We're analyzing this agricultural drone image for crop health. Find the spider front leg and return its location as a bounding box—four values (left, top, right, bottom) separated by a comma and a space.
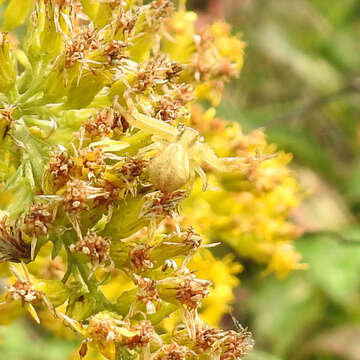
189, 159, 208, 192
115, 92, 179, 141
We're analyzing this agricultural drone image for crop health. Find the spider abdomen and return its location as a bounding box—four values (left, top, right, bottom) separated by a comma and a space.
148, 143, 190, 193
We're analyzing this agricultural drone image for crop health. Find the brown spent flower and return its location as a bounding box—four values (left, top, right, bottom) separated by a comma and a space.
220, 329, 254, 360
7, 279, 42, 304
65, 26, 100, 68
194, 323, 254, 359
119, 157, 147, 182
69, 232, 111, 266
0, 220, 31, 263
48, 147, 74, 188
83, 108, 128, 139
94, 180, 121, 208
23, 203, 53, 237
105, 40, 127, 65
135, 276, 159, 314
130, 245, 153, 272
135, 54, 183, 91
146, 190, 186, 219
114, 8, 138, 37
125, 320, 156, 349
87, 316, 125, 343
155, 96, 184, 122
155, 343, 193, 360
0, 104, 15, 124
175, 275, 211, 310
63, 178, 89, 214
83, 109, 115, 138
183, 228, 202, 250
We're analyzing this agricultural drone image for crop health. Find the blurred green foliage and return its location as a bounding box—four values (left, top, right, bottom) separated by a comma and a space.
207, 0, 360, 359
0, 321, 78, 360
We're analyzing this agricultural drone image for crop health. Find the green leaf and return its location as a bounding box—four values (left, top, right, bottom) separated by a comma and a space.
11, 120, 50, 189
1, 0, 34, 31
297, 234, 360, 304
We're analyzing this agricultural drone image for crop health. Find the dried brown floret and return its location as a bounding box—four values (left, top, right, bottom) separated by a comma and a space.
182, 228, 202, 250
0, 104, 15, 124
135, 276, 159, 314
136, 55, 183, 91
87, 316, 125, 343
105, 40, 127, 65
48, 147, 74, 188
114, 8, 138, 37
7, 279, 42, 304
130, 245, 153, 272
94, 180, 121, 208
0, 220, 31, 263
194, 323, 254, 359
175, 275, 210, 310
65, 26, 100, 68
125, 320, 156, 349
63, 178, 90, 214
154, 343, 193, 360
83, 109, 115, 138
155, 96, 183, 122
220, 329, 254, 360
23, 203, 53, 236
69, 232, 111, 266
119, 157, 147, 181
146, 190, 186, 219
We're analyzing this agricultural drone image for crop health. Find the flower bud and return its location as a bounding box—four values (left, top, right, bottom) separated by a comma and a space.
0, 34, 16, 93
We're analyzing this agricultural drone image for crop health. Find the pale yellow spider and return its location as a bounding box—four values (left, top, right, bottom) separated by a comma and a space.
116, 92, 243, 193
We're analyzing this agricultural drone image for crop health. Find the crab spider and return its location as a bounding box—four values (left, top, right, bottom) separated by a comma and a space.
115, 92, 256, 193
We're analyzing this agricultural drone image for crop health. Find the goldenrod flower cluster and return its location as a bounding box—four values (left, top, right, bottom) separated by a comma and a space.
0, 0, 301, 359
184, 106, 306, 278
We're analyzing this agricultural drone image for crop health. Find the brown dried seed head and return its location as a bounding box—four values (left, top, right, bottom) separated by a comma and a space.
88, 317, 124, 343
135, 277, 159, 314
65, 26, 100, 68
7, 280, 42, 303
70, 232, 111, 265
23, 203, 53, 236
126, 320, 156, 349
119, 157, 147, 181
105, 40, 127, 64
84, 109, 115, 138
0, 220, 31, 263
130, 246, 153, 272
48, 148, 73, 188
63, 179, 89, 214
155, 343, 192, 360
194, 323, 254, 359
220, 329, 254, 360
194, 324, 220, 353
175, 275, 211, 310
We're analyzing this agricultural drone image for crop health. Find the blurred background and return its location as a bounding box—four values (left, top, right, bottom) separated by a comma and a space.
187, 1, 360, 359
1, 0, 360, 359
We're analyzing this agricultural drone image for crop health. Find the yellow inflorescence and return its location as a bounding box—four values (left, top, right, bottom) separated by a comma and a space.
0, 0, 302, 359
